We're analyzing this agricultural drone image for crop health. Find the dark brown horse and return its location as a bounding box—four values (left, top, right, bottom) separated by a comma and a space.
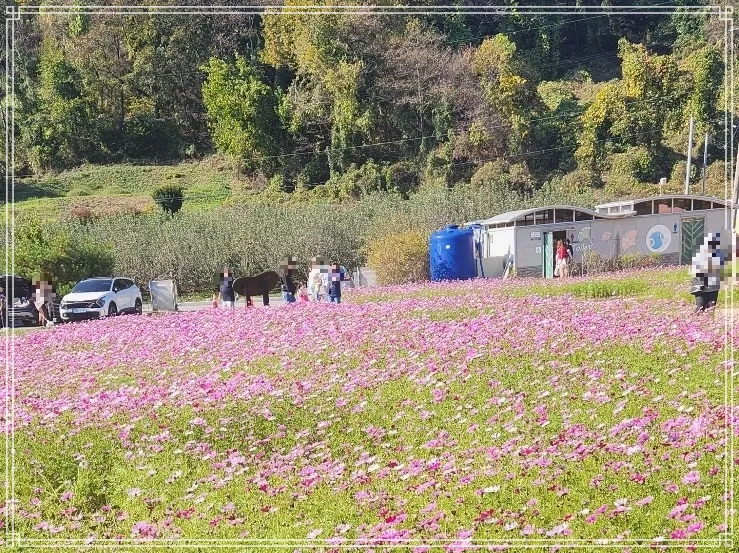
233, 271, 279, 307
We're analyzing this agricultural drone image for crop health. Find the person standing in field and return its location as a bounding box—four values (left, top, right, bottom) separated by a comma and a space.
690, 233, 724, 313
308, 256, 328, 302
555, 240, 568, 278
327, 262, 342, 304
310, 270, 324, 302
279, 256, 297, 303
218, 267, 236, 309
33, 279, 53, 327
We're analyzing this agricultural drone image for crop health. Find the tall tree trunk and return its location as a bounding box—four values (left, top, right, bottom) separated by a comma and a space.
119, 85, 125, 132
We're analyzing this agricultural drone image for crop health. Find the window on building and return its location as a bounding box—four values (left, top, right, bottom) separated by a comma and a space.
692, 199, 712, 211
534, 209, 554, 225
655, 199, 672, 214
634, 201, 652, 216
673, 198, 691, 213
518, 214, 535, 226
555, 209, 574, 223
574, 210, 594, 221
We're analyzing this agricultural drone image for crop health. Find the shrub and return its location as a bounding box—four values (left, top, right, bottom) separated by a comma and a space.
422, 147, 452, 190
560, 169, 601, 194
565, 280, 647, 299
68, 205, 98, 225
606, 147, 656, 186
14, 219, 114, 292
385, 162, 419, 198
580, 251, 660, 275
124, 114, 182, 160
470, 160, 534, 196
366, 230, 430, 285
329, 162, 384, 200
667, 160, 699, 193
49, 185, 616, 294
152, 184, 185, 214
470, 160, 509, 189
268, 173, 290, 193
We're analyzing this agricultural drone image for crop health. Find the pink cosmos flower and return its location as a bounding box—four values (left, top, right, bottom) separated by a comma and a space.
682, 471, 700, 485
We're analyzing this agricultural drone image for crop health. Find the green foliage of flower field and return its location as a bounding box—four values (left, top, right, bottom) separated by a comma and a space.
2, 268, 734, 549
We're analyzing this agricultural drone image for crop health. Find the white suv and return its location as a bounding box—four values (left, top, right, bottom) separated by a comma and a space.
60, 277, 143, 322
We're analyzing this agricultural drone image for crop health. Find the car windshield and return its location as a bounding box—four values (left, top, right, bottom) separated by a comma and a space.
72, 279, 112, 293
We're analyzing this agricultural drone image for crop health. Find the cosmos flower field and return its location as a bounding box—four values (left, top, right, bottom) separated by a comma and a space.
2, 268, 736, 549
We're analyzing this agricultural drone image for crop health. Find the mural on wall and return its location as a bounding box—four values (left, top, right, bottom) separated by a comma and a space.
620, 229, 642, 255
646, 225, 671, 253
601, 231, 617, 256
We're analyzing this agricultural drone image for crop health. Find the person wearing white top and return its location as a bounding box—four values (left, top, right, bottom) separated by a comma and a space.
308, 267, 324, 302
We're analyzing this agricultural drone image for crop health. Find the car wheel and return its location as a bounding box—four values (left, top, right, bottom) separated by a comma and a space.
134, 298, 142, 315
108, 302, 117, 317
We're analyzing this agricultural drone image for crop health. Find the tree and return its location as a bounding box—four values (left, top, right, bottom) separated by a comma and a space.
684, 45, 723, 129
472, 34, 545, 155
201, 56, 282, 173
21, 38, 97, 171
576, 39, 683, 171
14, 219, 114, 291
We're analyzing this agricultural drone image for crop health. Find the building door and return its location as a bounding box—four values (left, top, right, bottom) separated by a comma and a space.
680, 217, 704, 265
543, 232, 553, 278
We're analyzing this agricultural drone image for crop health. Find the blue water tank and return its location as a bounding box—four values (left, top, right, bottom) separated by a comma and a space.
429, 225, 477, 282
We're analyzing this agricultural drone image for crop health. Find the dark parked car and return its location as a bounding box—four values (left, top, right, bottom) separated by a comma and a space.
0, 275, 61, 328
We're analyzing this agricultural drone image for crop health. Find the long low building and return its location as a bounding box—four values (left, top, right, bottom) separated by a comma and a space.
467, 195, 735, 279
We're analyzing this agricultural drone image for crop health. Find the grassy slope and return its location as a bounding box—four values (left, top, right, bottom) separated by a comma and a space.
13, 157, 250, 220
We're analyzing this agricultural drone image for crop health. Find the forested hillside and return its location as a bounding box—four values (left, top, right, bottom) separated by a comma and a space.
2, 1, 734, 202
3, 1, 738, 293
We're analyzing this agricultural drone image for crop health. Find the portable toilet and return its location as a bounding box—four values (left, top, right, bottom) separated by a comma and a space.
429, 225, 476, 281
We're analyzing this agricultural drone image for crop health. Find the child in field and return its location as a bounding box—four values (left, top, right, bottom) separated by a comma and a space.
297, 285, 309, 303
212, 294, 218, 309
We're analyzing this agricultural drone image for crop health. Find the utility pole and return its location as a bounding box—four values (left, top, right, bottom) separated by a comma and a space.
702, 132, 708, 195
685, 115, 694, 194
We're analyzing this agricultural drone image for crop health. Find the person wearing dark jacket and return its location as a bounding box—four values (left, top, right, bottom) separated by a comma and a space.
327, 263, 342, 304
280, 257, 297, 303
218, 267, 236, 309
690, 233, 725, 313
